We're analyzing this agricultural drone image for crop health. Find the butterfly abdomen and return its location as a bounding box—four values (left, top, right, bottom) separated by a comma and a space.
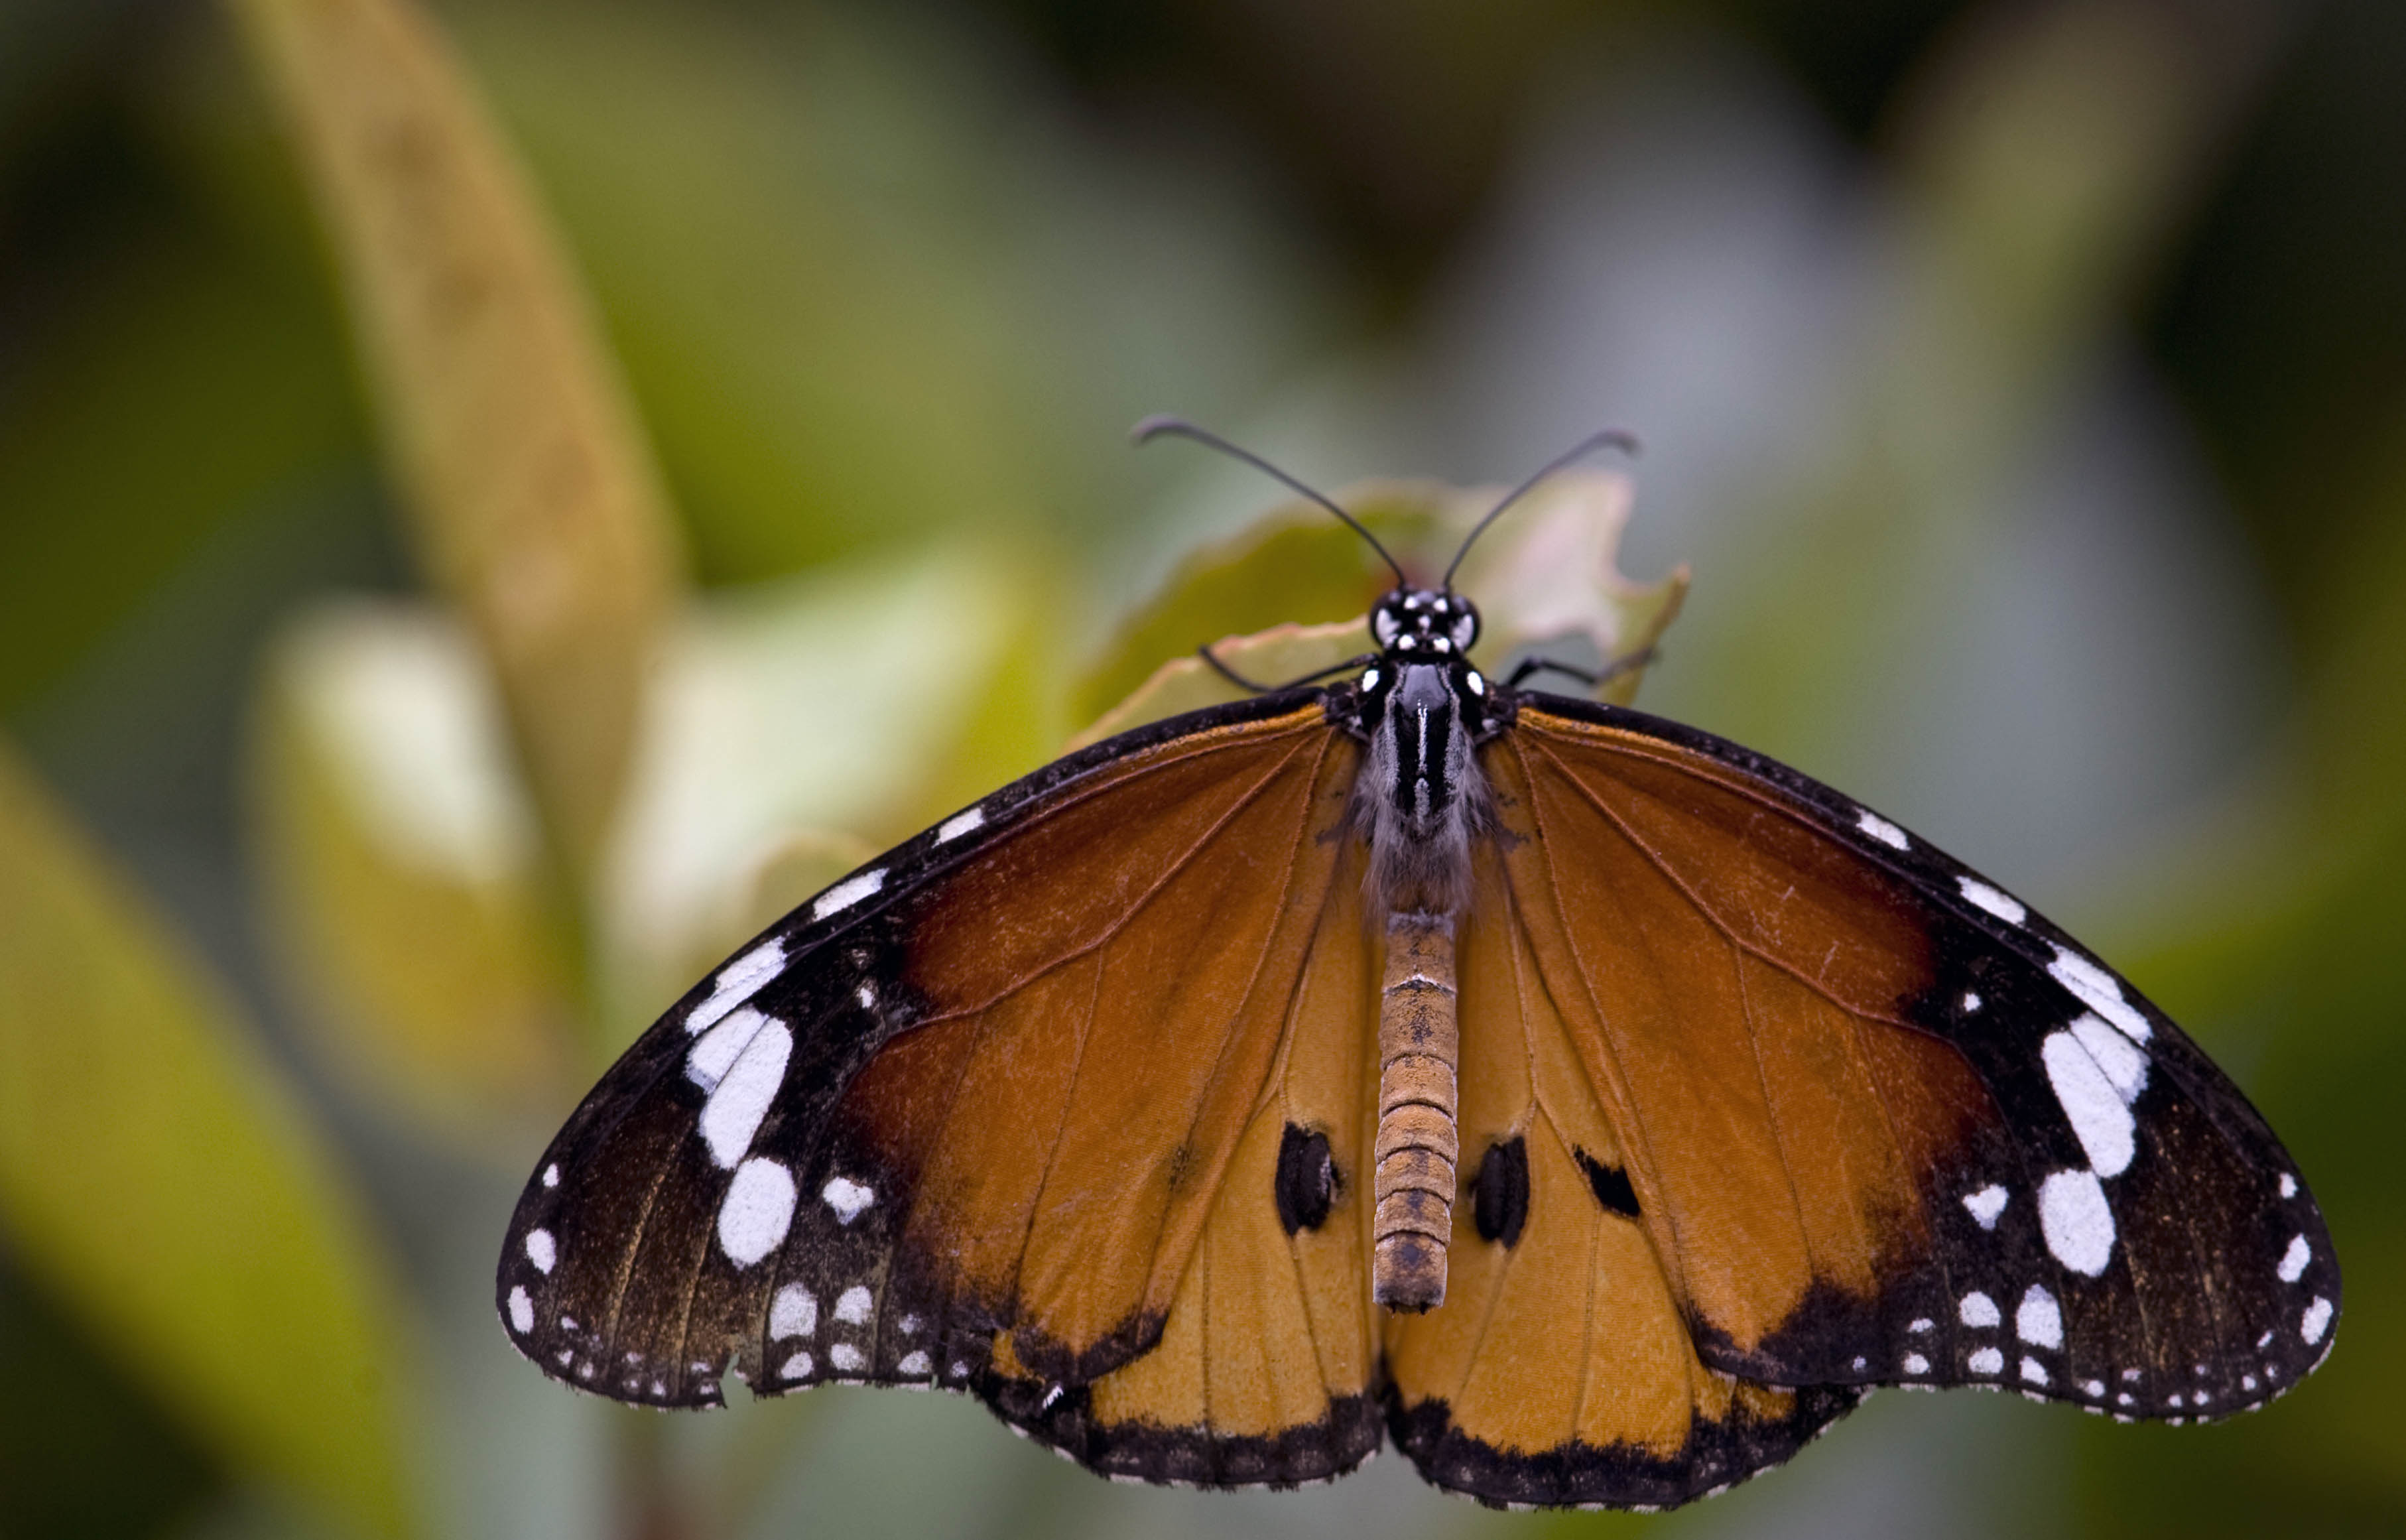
1375, 910, 1460, 1311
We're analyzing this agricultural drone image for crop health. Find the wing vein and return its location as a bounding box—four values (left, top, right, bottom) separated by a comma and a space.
1523, 739, 1929, 1037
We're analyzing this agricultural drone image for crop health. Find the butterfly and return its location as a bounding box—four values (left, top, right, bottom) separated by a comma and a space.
499, 420, 2338, 1511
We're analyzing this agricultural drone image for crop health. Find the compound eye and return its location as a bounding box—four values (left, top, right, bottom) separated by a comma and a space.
1448, 601, 1480, 650
1371, 602, 1404, 647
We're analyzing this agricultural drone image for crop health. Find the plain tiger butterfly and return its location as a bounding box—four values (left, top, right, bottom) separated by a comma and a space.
499, 419, 2338, 1510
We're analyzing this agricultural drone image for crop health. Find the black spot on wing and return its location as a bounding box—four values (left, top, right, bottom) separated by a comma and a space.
1574, 1148, 1641, 1219
1472, 1137, 1529, 1246
1275, 1123, 1338, 1236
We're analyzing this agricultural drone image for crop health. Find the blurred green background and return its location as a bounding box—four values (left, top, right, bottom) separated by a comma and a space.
3, 0, 2402, 1536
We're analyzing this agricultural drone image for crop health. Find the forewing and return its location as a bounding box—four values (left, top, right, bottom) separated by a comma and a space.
498, 692, 1384, 1483
1481, 694, 2338, 1423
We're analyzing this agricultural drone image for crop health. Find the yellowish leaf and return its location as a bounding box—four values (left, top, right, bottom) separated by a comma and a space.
230, 0, 685, 880
253, 600, 578, 1144
0, 740, 414, 1539
1076, 471, 1684, 739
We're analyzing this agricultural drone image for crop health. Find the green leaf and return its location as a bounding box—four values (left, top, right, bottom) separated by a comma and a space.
0, 739, 414, 1539
229, 0, 686, 882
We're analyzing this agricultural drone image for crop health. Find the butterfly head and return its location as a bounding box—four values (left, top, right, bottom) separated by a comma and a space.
1357, 587, 1497, 749
1371, 587, 1480, 659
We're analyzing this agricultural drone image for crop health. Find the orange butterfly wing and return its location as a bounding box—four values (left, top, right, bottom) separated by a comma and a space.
1381, 695, 2336, 1506
501, 694, 1388, 1484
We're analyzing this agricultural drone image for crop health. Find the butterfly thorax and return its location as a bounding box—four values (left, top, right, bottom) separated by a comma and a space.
1350, 588, 1499, 917
1346, 587, 1503, 1311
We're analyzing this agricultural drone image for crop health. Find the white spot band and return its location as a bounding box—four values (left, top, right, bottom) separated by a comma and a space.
1958, 877, 2026, 925
2278, 1235, 2310, 1284
2017, 1285, 2062, 1350
717, 1157, 797, 1267
822, 1176, 876, 1224
771, 1285, 818, 1340
2048, 944, 2151, 1043
1856, 810, 1909, 850
2039, 1167, 2116, 1276
700, 1021, 792, 1169
813, 869, 886, 922
1963, 1185, 2009, 1229
2043, 1029, 2136, 1177
688, 939, 785, 1034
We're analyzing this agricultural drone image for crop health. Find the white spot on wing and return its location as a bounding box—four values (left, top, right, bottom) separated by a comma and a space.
686, 1005, 773, 1093
1968, 1347, 2005, 1376
1908, 1317, 1934, 1335
2039, 1167, 2116, 1275
700, 1021, 793, 1169
2068, 1013, 2149, 1102
716, 1157, 797, 1267
525, 1229, 556, 1275
542, 1163, 559, 1188
2279, 1172, 2298, 1199
1856, 810, 1909, 850
688, 939, 785, 1035
779, 1350, 814, 1381
507, 1286, 533, 1334
2043, 1029, 2136, 1177
1959, 877, 2026, 925
1962, 991, 1982, 1013
899, 1350, 932, 1377
2081, 1378, 2105, 1397
2048, 944, 2152, 1043
2020, 1356, 2049, 1386
2017, 1285, 2062, 1349
813, 869, 885, 922
937, 808, 985, 844
829, 1343, 866, 1374
2278, 1234, 2310, 1283
822, 1176, 876, 1224
1903, 1353, 1930, 1375
834, 1285, 873, 1326
1960, 1291, 2001, 1328
770, 1285, 817, 1340
1962, 1185, 2009, 1229
2301, 1297, 2333, 1344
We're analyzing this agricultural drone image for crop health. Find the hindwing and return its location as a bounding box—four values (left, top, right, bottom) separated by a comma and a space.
1383, 843, 1862, 1510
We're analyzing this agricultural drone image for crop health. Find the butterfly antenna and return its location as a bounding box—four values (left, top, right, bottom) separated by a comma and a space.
1133, 415, 1409, 588
1440, 428, 1641, 588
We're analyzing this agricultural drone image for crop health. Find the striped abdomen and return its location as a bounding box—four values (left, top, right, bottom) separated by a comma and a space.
1374, 911, 1460, 1311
